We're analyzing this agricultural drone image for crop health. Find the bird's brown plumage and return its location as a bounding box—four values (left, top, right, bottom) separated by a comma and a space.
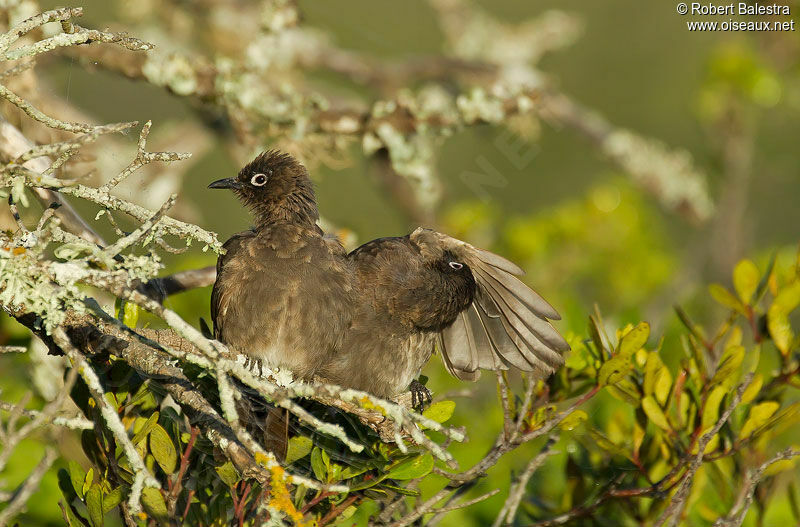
210, 150, 569, 399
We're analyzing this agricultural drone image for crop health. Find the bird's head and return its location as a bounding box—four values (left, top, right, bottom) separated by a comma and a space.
209, 150, 318, 226
410, 228, 477, 323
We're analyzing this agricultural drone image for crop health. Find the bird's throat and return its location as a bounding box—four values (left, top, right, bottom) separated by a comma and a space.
253, 192, 319, 229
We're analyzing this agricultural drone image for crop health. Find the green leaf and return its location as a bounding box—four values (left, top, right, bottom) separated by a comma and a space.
422, 400, 455, 424
284, 436, 313, 465
102, 487, 124, 514
733, 259, 760, 304
740, 401, 780, 438
709, 284, 745, 313
215, 461, 240, 487
60, 500, 85, 527
741, 373, 763, 404
606, 378, 641, 406
701, 386, 727, 433
710, 345, 744, 388
588, 315, 606, 354
768, 281, 800, 354
598, 357, 631, 387
642, 396, 671, 431
764, 457, 800, 477
83, 467, 94, 498
559, 409, 588, 431
68, 461, 86, 500
654, 367, 672, 406
617, 322, 650, 357
643, 353, 662, 396
86, 483, 104, 527
149, 424, 178, 474
386, 453, 434, 480
121, 301, 139, 328
131, 412, 160, 446
599, 322, 649, 387
141, 487, 168, 522
340, 465, 370, 480
310, 447, 326, 481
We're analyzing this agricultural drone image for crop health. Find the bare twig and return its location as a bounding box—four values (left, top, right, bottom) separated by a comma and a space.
492, 433, 560, 527
0, 448, 57, 527
713, 448, 800, 527
656, 374, 754, 527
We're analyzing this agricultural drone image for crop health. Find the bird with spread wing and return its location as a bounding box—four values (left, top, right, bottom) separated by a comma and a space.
209, 151, 569, 406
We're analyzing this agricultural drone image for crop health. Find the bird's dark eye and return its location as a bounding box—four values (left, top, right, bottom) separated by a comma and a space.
449, 261, 463, 270
250, 173, 268, 186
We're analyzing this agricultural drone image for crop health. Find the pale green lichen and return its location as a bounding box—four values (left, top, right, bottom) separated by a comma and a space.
603, 130, 715, 221
141, 51, 199, 96
373, 122, 441, 211
0, 249, 85, 333
456, 87, 505, 124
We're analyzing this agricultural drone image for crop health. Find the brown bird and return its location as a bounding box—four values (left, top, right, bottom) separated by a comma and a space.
209, 151, 569, 406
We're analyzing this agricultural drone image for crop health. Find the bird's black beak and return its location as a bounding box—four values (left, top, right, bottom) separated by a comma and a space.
208, 177, 243, 190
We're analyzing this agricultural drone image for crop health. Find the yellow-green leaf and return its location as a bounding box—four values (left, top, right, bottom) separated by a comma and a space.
598, 355, 633, 387
215, 461, 240, 487
131, 412, 160, 446
310, 447, 326, 481
701, 386, 727, 433
86, 483, 104, 527
285, 436, 313, 465
764, 456, 799, 476
642, 396, 671, 431
386, 453, 434, 480
141, 488, 168, 522
149, 424, 177, 474
710, 345, 744, 388
617, 322, 650, 357
102, 487, 124, 514
643, 352, 662, 396
559, 410, 588, 431
82, 468, 94, 498
768, 281, 800, 354
741, 374, 763, 404
588, 315, 605, 353
61, 498, 84, 527
422, 400, 456, 424
654, 367, 672, 407
606, 378, 641, 406
121, 301, 139, 329
733, 259, 760, 304
67, 461, 86, 500
709, 284, 745, 313
740, 401, 780, 438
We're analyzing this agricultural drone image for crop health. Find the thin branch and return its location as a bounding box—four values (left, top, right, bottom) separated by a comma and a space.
656, 374, 753, 527
51, 327, 160, 513
0, 448, 57, 527
493, 433, 560, 527
0, 118, 107, 246
713, 448, 800, 527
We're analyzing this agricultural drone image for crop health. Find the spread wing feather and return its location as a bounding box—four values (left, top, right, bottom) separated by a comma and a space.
418, 230, 569, 382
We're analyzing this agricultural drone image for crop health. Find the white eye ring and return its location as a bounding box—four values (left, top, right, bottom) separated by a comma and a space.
250, 173, 268, 186
449, 261, 463, 270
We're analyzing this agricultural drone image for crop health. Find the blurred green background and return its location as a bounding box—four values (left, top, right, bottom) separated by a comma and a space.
2, 0, 799, 525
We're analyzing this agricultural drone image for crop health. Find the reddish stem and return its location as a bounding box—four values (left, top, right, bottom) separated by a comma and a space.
319, 495, 359, 526
171, 426, 199, 500
181, 489, 195, 523
301, 491, 335, 514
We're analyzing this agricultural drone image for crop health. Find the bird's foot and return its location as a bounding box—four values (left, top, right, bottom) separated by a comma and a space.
243, 356, 264, 377
409, 378, 432, 412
